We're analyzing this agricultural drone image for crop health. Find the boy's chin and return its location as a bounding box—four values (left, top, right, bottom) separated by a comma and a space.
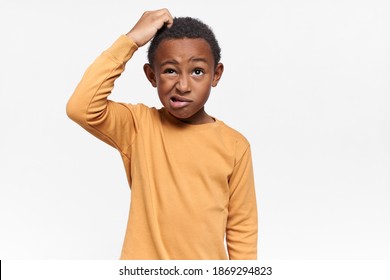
166, 109, 193, 122
165, 107, 213, 125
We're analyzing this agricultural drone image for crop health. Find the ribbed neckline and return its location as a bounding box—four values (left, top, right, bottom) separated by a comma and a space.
159, 107, 222, 132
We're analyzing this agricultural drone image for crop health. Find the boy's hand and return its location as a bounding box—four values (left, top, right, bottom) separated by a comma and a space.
126, 8, 173, 47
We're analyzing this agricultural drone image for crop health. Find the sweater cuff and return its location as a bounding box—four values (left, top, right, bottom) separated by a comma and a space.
105, 35, 139, 63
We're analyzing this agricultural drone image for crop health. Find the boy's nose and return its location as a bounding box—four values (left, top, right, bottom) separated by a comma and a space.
176, 75, 191, 93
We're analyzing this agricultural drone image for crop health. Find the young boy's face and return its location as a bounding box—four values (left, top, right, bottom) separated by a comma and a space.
144, 38, 223, 124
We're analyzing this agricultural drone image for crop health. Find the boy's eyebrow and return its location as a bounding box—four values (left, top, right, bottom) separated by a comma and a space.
159, 57, 209, 67
160, 59, 179, 67
190, 57, 208, 63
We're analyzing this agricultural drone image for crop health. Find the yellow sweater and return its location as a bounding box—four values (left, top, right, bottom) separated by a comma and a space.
66, 35, 258, 260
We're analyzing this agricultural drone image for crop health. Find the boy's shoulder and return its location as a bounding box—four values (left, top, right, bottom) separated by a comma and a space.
217, 119, 251, 148
125, 102, 250, 146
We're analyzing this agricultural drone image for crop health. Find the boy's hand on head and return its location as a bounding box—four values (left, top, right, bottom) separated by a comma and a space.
126, 8, 173, 47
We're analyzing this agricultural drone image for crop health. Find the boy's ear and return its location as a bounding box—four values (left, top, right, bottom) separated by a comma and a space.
143, 63, 157, 87
212, 63, 224, 87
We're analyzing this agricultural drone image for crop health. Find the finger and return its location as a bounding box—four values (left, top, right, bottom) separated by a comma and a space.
164, 9, 174, 27
157, 8, 174, 28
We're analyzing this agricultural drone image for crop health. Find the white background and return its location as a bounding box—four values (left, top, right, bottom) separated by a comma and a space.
0, 0, 389, 260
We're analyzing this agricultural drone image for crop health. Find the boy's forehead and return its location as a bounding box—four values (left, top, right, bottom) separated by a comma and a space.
155, 38, 214, 63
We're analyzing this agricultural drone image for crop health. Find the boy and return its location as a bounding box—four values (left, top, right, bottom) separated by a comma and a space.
66, 8, 257, 260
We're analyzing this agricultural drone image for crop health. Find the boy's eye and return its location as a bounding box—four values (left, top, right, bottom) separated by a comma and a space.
192, 69, 204, 76
164, 68, 177, 75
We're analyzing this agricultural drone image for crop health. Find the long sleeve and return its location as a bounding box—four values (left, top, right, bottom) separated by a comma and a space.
66, 35, 139, 153
226, 145, 258, 260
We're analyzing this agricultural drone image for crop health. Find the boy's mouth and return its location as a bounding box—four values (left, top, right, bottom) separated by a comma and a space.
170, 96, 192, 108
170, 96, 191, 102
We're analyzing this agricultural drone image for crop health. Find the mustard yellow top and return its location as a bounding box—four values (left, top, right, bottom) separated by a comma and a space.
66, 35, 258, 259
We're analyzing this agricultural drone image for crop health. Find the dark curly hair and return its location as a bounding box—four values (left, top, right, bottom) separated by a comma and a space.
147, 17, 221, 68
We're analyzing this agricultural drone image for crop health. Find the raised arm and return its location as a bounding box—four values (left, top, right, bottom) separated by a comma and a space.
66, 9, 173, 151
66, 35, 138, 150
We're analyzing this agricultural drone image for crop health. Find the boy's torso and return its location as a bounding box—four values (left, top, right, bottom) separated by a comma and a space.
119, 104, 249, 259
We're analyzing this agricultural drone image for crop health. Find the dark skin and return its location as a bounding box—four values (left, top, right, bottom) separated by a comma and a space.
144, 38, 224, 124
127, 9, 224, 124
